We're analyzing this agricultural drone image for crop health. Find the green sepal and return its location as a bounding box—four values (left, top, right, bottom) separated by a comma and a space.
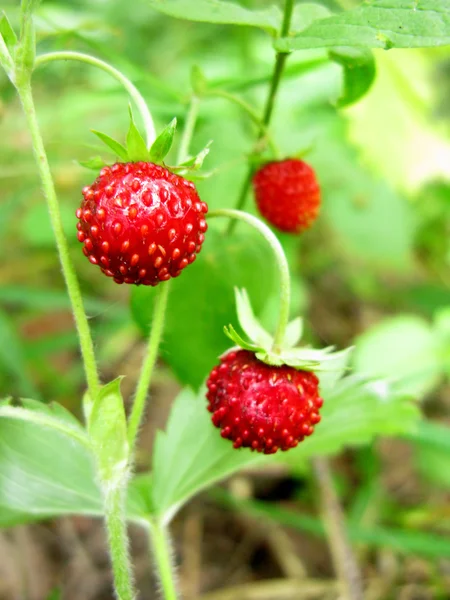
223, 323, 264, 353
126, 105, 151, 162
91, 130, 129, 162
191, 65, 208, 96
87, 378, 129, 485
149, 117, 177, 163
78, 156, 109, 171
179, 141, 212, 170
0, 12, 18, 51
235, 288, 273, 348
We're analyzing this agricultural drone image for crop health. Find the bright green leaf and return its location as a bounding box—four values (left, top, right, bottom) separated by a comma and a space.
0, 12, 18, 50
88, 379, 129, 484
91, 130, 129, 162
353, 315, 443, 397
330, 47, 376, 108
126, 106, 151, 161
275, 0, 450, 51
149, 117, 177, 163
152, 387, 265, 521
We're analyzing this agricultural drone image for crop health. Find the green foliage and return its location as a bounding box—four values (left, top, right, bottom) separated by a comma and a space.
149, 117, 177, 162
329, 47, 376, 108
353, 315, 442, 397
91, 130, 129, 162
126, 106, 150, 161
409, 420, 450, 490
0, 11, 18, 51
131, 228, 277, 389
275, 0, 450, 51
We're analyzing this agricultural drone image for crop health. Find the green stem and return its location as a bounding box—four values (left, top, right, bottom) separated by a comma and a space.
35, 51, 156, 146
177, 94, 200, 163
228, 0, 294, 229
148, 521, 178, 600
127, 281, 169, 448
208, 209, 290, 351
16, 82, 101, 400
104, 484, 136, 600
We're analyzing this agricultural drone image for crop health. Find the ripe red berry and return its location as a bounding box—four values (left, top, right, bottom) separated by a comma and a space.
76, 162, 208, 285
252, 158, 320, 234
206, 349, 323, 454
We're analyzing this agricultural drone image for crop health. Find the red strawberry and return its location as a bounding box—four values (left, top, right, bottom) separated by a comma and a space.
252, 158, 320, 233
206, 349, 323, 454
76, 162, 208, 285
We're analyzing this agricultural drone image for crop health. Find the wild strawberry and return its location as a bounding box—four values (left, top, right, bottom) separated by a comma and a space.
206, 349, 323, 454
252, 158, 320, 234
76, 162, 208, 285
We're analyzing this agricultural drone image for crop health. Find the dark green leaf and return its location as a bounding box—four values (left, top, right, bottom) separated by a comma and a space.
152, 388, 264, 521
87, 379, 129, 484
0, 12, 18, 50
275, 0, 450, 51
330, 47, 376, 108
131, 228, 277, 389
91, 130, 129, 162
126, 107, 150, 162
149, 118, 177, 163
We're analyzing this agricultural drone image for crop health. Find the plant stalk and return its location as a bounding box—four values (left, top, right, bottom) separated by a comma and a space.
16, 81, 101, 401
149, 521, 179, 600
312, 457, 364, 600
208, 209, 290, 351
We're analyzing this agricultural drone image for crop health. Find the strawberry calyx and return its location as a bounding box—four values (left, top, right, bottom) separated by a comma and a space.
224, 288, 352, 371
80, 107, 211, 177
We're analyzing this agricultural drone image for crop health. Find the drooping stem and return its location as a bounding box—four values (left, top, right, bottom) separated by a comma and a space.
103, 484, 136, 600
148, 521, 179, 600
229, 0, 294, 228
208, 209, 290, 351
35, 51, 156, 146
16, 82, 101, 401
312, 457, 364, 600
127, 282, 169, 448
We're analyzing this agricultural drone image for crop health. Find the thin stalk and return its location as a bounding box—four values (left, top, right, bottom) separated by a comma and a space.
177, 94, 200, 163
208, 209, 290, 351
149, 521, 178, 600
104, 484, 136, 600
228, 0, 295, 230
35, 51, 156, 146
17, 82, 101, 400
312, 457, 364, 600
127, 282, 169, 448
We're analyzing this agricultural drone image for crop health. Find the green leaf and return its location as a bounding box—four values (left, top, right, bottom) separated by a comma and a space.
149, 117, 177, 163
131, 228, 277, 389
0, 308, 40, 399
330, 47, 376, 108
91, 130, 129, 162
407, 420, 450, 490
87, 379, 129, 484
126, 106, 151, 162
275, 0, 450, 51
152, 388, 265, 521
79, 156, 108, 170
353, 315, 443, 398
0, 12, 18, 50
191, 65, 208, 96
279, 376, 419, 465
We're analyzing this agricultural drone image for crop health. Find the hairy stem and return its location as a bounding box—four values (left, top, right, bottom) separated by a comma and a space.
208, 209, 290, 350
149, 521, 179, 600
229, 0, 294, 229
16, 82, 101, 400
312, 457, 364, 600
127, 282, 169, 449
35, 51, 156, 146
104, 483, 136, 600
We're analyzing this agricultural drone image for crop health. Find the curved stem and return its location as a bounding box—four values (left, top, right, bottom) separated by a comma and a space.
127, 281, 169, 448
177, 94, 200, 163
104, 484, 136, 600
208, 209, 290, 352
148, 521, 178, 600
16, 82, 101, 400
35, 51, 156, 146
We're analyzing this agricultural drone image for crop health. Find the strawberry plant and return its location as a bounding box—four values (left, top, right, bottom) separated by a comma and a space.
1, 1, 450, 599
